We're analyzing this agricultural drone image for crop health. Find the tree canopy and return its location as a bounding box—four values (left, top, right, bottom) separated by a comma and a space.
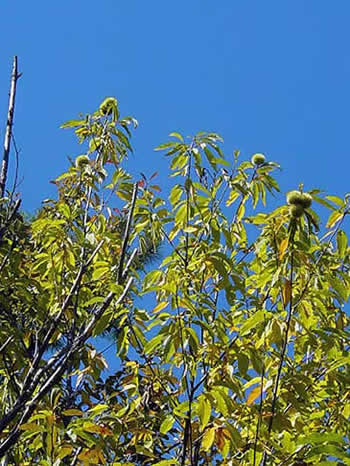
0, 94, 349, 465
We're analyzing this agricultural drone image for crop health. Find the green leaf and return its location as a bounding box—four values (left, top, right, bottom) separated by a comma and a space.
169, 184, 183, 206
313, 195, 336, 211
326, 210, 343, 228
170, 152, 187, 170
240, 310, 266, 336
144, 334, 164, 354
327, 355, 350, 372
299, 432, 344, 445
169, 132, 184, 141
197, 396, 211, 430
307, 444, 348, 460
226, 190, 240, 207
205, 256, 228, 279
154, 141, 178, 151
92, 266, 109, 280
92, 311, 113, 336
62, 409, 84, 416
236, 202, 245, 222
19, 423, 45, 432
325, 195, 344, 207
153, 461, 178, 466
88, 404, 108, 414
336, 230, 347, 258
202, 427, 216, 451
211, 389, 230, 417
175, 204, 187, 226
237, 353, 249, 376
203, 147, 218, 170
60, 119, 86, 128
184, 327, 199, 353
160, 415, 175, 434
57, 446, 73, 460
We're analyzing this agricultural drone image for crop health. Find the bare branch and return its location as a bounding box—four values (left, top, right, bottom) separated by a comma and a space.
0, 57, 21, 198
0, 338, 12, 355
117, 182, 138, 284
121, 247, 138, 281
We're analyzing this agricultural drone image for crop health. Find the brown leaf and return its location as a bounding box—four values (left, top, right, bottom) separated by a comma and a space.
283, 279, 292, 307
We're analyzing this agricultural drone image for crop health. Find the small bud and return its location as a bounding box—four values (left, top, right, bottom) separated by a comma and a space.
75, 155, 90, 169
99, 97, 118, 116
251, 153, 266, 166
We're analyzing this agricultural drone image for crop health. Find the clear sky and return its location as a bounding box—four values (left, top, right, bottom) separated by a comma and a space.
1, 1, 350, 214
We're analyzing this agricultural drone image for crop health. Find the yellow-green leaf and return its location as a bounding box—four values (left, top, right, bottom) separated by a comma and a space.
336, 230, 347, 258
198, 396, 211, 430
152, 301, 169, 313
19, 423, 42, 432
326, 211, 342, 229
160, 415, 175, 434
240, 310, 265, 336
88, 404, 108, 414
62, 409, 84, 416
202, 427, 216, 451
57, 445, 73, 460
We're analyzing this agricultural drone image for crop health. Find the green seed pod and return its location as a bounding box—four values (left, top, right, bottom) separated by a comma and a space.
75, 155, 90, 169
286, 190, 304, 206
99, 97, 117, 116
299, 193, 312, 209
290, 204, 304, 218
251, 153, 266, 166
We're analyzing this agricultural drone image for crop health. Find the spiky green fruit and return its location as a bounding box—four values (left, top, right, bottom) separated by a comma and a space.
251, 153, 266, 166
75, 155, 90, 169
286, 190, 303, 205
299, 193, 312, 209
290, 204, 304, 218
99, 97, 117, 116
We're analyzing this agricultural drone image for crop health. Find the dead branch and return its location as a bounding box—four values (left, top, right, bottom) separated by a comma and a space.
0, 57, 21, 198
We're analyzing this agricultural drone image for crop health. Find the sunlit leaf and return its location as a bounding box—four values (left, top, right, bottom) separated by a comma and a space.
198, 396, 211, 430
160, 415, 175, 434
202, 427, 216, 451
279, 237, 289, 260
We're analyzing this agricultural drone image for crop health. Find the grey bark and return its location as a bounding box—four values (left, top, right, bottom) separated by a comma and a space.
0, 56, 20, 198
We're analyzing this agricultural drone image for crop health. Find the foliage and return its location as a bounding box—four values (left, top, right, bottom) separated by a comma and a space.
0, 97, 349, 465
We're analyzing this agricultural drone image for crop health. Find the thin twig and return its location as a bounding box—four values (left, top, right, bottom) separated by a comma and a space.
192, 334, 239, 394
118, 183, 138, 284
0, 199, 21, 242
253, 300, 266, 465
8, 134, 20, 210
121, 247, 137, 281
261, 241, 295, 466
0, 237, 16, 274
0, 337, 12, 354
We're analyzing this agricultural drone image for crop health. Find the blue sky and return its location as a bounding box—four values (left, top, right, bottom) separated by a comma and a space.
1, 1, 350, 214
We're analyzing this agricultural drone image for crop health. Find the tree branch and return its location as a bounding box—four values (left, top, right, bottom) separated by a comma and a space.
0, 57, 21, 198
118, 182, 138, 284
0, 276, 133, 456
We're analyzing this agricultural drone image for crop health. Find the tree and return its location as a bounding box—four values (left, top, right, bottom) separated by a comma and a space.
0, 62, 349, 465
